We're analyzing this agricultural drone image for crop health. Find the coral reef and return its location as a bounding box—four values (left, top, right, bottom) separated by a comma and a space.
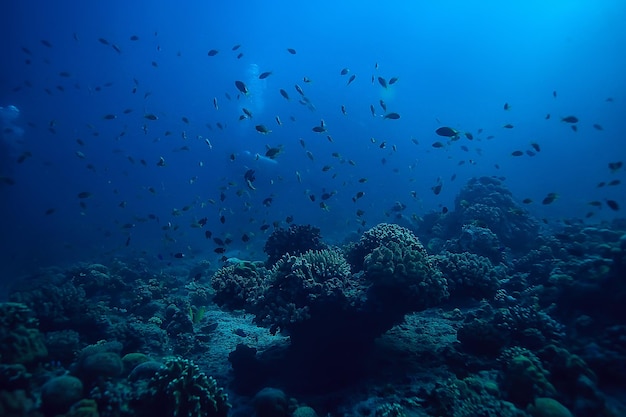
132, 356, 230, 417
211, 260, 266, 310
249, 248, 363, 335
455, 176, 540, 252
0, 302, 48, 365
435, 251, 504, 301
263, 224, 326, 266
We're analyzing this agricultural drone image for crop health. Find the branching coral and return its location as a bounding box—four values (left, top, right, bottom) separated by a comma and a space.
134, 357, 230, 417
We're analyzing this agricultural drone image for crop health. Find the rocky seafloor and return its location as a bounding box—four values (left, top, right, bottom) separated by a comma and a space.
2, 177, 626, 417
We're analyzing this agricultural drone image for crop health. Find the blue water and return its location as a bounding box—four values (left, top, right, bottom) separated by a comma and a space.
1, 0, 625, 277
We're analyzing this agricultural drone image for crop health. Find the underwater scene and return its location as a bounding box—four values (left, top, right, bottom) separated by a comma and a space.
1, 1, 626, 416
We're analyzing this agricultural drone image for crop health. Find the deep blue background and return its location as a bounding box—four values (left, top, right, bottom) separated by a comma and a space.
1, 0, 625, 278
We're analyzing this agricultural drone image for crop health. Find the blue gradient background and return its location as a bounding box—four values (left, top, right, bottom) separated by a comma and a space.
1, 0, 625, 278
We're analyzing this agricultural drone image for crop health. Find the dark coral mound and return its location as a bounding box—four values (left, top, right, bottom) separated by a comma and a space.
417, 176, 539, 254
263, 224, 326, 266
435, 251, 504, 301
455, 176, 539, 251
216, 223, 449, 391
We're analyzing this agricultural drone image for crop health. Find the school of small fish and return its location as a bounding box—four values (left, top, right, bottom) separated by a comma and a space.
2, 33, 622, 262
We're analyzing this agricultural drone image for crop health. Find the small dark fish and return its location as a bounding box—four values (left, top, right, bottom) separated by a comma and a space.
279, 89, 290, 100
352, 191, 365, 202
561, 116, 578, 123
232, 44, 241, 50
606, 200, 619, 211
295, 84, 304, 95
379, 100, 387, 112
542, 192, 559, 205
45, 208, 56, 215
255, 125, 271, 134
370, 105, 376, 117
286, 215, 294, 223
593, 124, 603, 131
597, 182, 606, 188
125, 236, 131, 247
205, 230, 212, 239
235, 80, 248, 95
383, 112, 400, 120
259, 71, 272, 79
442, 207, 449, 214
98, 38, 109, 45
435, 127, 459, 138
242, 234, 250, 242
432, 183, 442, 195
346, 74, 356, 86
503, 124, 514, 129
503, 102, 510, 110
103, 114, 116, 120
77, 191, 93, 199
112, 44, 121, 54
553, 90, 557, 98
340, 68, 349, 75
207, 49, 219, 56
262, 197, 273, 207
214, 247, 226, 254
608, 179, 621, 186
571, 125, 578, 132
431, 141, 445, 148
464, 132, 474, 140
130, 35, 139, 41
214, 237, 225, 246
608, 161, 623, 173
16, 151, 32, 164
144, 113, 158, 120
545, 114, 551, 120
220, 215, 226, 224
182, 116, 190, 124
377, 77, 387, 88
511, 150, 524, 156
530, 142, 541, 152
526, 150, 536, 157
41, 40, 53, 48
260, 224, 270, 231
265, 147, 282, 159
286, 48, 297, 54
312, 126, 326, 133
388, 77, 399, 85
522, 198, 533, 204
341, 105, 347, 115
174, 252, 185, 259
